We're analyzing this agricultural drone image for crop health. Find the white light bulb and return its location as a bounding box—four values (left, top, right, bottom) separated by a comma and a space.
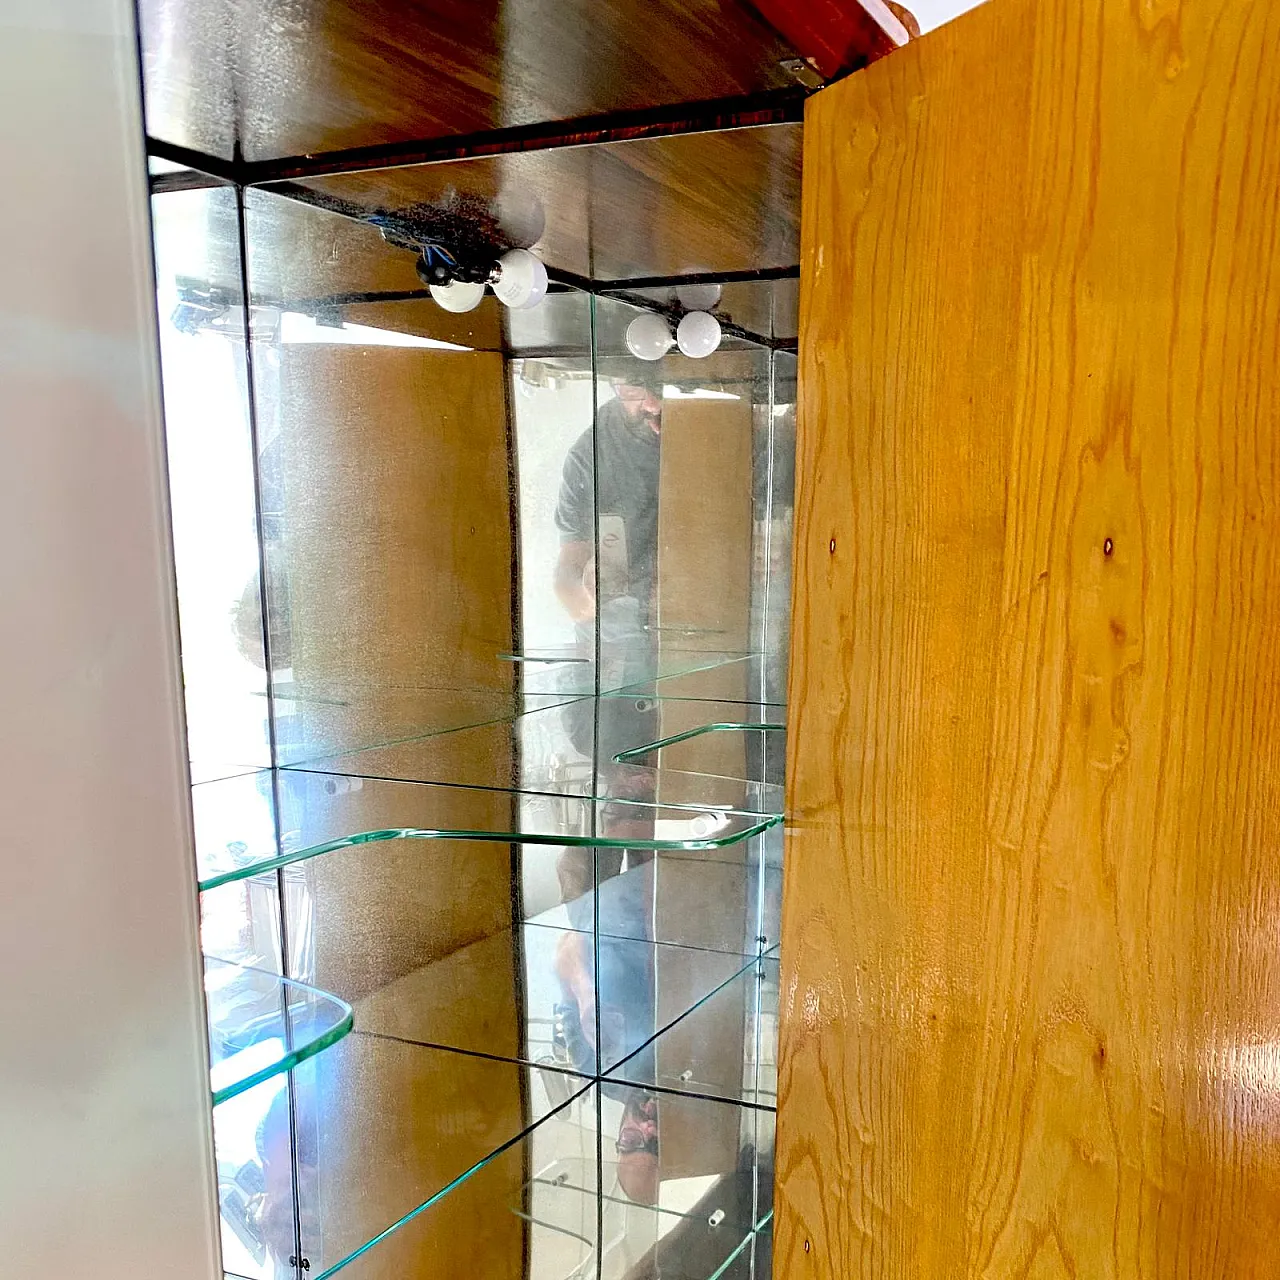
625, 313, 673, 361
428, 279, 486, 313
515, 256, 548, 310
675, 282, 722, 311
493, 248, 547, 308
676, 310, 722, 358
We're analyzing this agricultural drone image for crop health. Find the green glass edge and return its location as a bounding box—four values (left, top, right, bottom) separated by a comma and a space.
604, 650, 762, 698
210, 986, 355, 1107
282, 649, 768, 773
702, 1209, 776, 1280
311, 1080, 770, 1280
199, 809, 782, 893
286, 948, 772, 1279
706, 1224, 756, 1280
600, 949, 766, 1088
496, 650, 591, 664
613, 721, 787, 763
282, 692, 588, 773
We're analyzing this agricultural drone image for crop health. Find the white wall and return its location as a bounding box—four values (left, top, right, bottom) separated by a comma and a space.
0, 2, 222, 1277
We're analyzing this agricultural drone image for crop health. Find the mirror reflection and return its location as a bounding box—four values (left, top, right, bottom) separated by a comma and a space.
154, 153, 793, 1280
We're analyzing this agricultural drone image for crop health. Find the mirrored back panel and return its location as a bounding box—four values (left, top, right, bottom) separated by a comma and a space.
281, 122, 803, 282
151, 121, 795, 1280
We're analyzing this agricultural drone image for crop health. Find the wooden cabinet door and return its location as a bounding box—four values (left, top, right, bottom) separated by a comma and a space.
779, 0, 1280, 1275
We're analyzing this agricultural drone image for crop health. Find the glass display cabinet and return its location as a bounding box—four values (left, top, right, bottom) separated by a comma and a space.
150, 119, 797, 1280
96, 0, 1280, 1275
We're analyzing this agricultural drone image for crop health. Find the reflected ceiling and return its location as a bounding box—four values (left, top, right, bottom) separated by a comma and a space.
287, 123, 802, 282
139, 0, 812, 164
613, 278, 798, 344
158, 184, 790, 355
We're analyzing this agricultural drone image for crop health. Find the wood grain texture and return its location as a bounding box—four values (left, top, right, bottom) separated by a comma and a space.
137, 0, 806, 164
778, 0, 1280, 1276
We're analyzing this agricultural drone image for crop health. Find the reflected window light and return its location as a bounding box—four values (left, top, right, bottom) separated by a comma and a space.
652, 810, 732, 841
661, 385, 740, 401
1212, 1040, 1280, 1099
906, 0, 987, 34
191, 303, 476, 352
208, 1037, 285, 1101
278, 311, 473, 351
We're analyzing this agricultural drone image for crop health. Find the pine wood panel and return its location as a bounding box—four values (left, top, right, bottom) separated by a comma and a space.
778, 0, 1280, 1276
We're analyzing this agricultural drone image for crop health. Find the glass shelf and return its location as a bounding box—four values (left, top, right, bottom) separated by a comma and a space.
498, 645, 767, 700
607, 649, 765, 699
325, 912, 758, 1077
293, 1041, 594, 1277
198, 775, 780, 891
714, 1212, 774, 1280
498, 648, 592, 665
301, 1080, 773, 1280
606, 654, 782, 705
279, 695, 787, 807
606, 955, 779, 1108
275, 686, 585, 771
613, 720, 786, 763
268, 655, 770, 745
307, 1086, 596, 1279
573, 764, 782, 819
206, 957, 354, 1106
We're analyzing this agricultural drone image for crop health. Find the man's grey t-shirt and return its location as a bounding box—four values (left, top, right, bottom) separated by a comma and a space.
555, 396, 660, 611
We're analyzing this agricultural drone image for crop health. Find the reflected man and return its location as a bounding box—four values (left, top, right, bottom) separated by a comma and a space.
554, 367, 663, 638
